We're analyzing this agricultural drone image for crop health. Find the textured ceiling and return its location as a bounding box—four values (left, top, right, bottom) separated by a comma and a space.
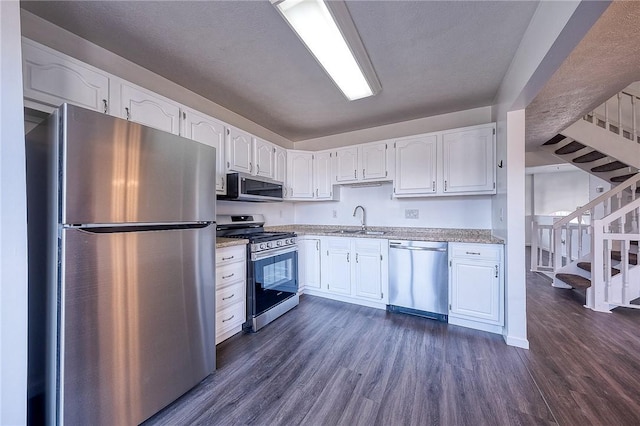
526, 1, 640, 150
21, 0, 539, 142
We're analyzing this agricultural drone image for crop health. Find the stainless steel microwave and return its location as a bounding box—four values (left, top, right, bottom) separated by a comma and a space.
217, 173, 284, 202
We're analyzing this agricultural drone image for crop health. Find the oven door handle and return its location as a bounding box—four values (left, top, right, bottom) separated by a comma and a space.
251, 245, 298, 261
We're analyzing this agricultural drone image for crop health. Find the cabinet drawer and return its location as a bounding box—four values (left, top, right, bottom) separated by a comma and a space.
216, 245, 246, 266
216, 281, 246, 311
450, 243, 501, 261
216, 300, 246, 336
216, 262, 246, 289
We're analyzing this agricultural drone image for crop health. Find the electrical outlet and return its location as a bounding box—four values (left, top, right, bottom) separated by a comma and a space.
500, 207, 504, 222
279, 209, 283, 218
405, 209, 419, 219
332, 209, 337, 218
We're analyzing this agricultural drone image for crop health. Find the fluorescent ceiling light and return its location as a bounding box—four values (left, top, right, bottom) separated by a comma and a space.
272, 0, 381, 101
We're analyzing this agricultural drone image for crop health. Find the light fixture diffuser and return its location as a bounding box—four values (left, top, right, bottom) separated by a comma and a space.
272, 0, 381, 101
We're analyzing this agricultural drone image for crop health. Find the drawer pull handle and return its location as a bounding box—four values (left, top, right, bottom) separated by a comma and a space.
222, 315, 235, 323
222, 273, 235, 279
466, 251, 481, 255
221, 256, 235, 261
222, 293, 235, 300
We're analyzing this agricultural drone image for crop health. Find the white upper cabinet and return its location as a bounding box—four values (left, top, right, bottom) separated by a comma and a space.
227, 127, 253, 174
361, 142, 388, 181
287, 150, 314, 199
393, 124, 495, 197
335, 147, 359, 183
182, 108, 227, 194
394, 135, 438, 196
22, 39, 110, 114
274, 146, 287, 184
443, 125, 495, 194
334, 142, 390, 184
118, 82, 181, 135
314, 151, 333, 199
254, 137, 275, 179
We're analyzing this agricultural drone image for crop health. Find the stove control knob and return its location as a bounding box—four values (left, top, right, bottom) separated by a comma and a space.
277, 240, 283, 247
260, 243, 266, 250
288, 238, 294, 245
267, 242, 273, 249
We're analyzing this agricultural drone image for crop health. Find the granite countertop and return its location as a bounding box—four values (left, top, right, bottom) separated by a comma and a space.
216, 237, 249, 248
265, 225, 503, 244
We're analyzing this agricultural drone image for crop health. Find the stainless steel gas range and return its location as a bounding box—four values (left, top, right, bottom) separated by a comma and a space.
216, 215, 298, 332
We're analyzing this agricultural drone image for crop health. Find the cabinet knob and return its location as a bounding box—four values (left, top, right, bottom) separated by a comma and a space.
102, 99, 108, 114
125, 107, 130, 120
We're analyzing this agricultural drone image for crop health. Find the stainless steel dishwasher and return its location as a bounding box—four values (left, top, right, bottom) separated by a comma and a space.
387, 240, 448, 321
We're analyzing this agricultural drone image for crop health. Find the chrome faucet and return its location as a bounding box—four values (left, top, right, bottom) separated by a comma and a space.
353, 205, 366, 231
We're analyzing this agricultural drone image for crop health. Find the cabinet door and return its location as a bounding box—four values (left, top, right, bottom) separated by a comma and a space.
361, 143, 388, 181
394, 135, 437, 195
353, 239, 383, 300
183, 109, 226, 194
120, 83, 181, 135
449, 258, 501, 324
335, 147, 359, 183
254, 138, 275, 179
227, 127, 253, 174
299, 238, 321, 290
323, 238, 351, 295
443, 126, 495, 194
274, 146, 287, 184
314, 151, 333, 199
23, 40, 110, 113
287, 151, 314, 199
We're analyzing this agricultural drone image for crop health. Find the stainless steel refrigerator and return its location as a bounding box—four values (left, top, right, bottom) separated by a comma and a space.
26, 104, 217, 425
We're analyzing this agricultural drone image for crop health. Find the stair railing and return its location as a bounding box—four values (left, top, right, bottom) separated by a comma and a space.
530, 174, 640, 275
590, 195, 640, 312
586, 89, 640, 144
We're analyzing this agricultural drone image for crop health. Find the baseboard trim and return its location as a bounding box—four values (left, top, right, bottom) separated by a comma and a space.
503, 334, 530, 349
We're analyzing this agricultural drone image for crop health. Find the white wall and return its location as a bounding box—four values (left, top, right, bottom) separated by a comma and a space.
295, 107, 491, 150
216, 200, 296, 226
20, 10, 294, 149
1, 1, 28, 424
533, 170, 590, 215
294, 184, 492, 229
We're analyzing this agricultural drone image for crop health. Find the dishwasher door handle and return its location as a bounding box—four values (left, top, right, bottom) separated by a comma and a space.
389, 245, 447, 252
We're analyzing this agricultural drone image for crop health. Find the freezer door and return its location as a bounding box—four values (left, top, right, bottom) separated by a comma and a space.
61, 104, 216, 225
56, 225, 215, 425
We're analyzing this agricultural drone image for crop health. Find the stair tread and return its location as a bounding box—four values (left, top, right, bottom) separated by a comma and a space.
573, 151, 607, 164
610, 173, 638, 183
543, 134, 568, 146
555, 141, 586, 155
591, 161, 628, 172
611, 251, 638, 265
576, 261, 620, 276
556, 273, 592, 289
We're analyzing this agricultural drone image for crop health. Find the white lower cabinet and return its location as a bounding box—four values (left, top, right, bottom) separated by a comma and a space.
298, 237, 322, 293
301, 236, 388, 309
448, 243, 504, 334
215, 245, 246, 344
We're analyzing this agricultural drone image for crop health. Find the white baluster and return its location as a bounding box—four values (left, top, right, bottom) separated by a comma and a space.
577, 217, 583, 260
617, 92, 623, 134
604, 100, 609, 130
633, 95, 638, 142
622, 239, 630, 304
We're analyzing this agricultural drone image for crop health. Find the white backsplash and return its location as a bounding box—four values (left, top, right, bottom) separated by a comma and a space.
292, 183, 492, 229
217, 183, 492, 229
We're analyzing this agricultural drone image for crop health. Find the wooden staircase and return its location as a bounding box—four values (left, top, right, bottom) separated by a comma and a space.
531, 85, 640, 312
553, 244, 637, 291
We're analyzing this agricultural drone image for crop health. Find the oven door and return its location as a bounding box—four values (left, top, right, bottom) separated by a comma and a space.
249, 246, 298, 317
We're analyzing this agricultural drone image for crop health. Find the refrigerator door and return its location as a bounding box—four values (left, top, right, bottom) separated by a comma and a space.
56, 225, 215, 425
60, 104, 216, 225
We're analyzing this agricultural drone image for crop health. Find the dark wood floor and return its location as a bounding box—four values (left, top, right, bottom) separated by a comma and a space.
145, 261, 640, 426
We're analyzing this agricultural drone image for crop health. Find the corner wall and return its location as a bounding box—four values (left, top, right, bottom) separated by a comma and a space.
1, 1, 28, 424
